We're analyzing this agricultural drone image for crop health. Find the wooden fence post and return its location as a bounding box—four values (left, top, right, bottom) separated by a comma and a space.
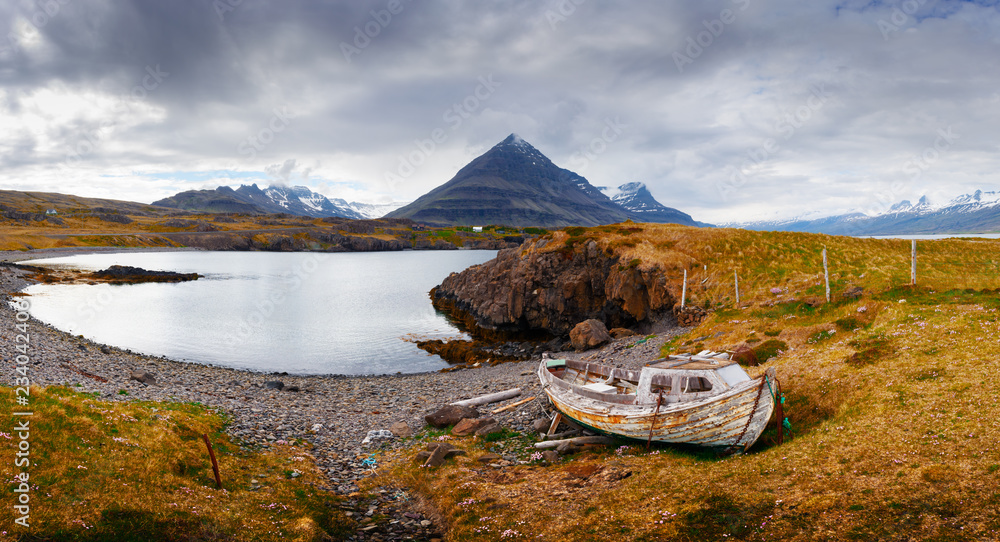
823, 248, 830, 303
202, 434, 223, 489
734, 271, 740, 305
681, 269, 687, 309
911, 239, 917, 285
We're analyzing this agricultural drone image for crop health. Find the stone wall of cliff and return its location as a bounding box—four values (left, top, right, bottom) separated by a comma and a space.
432, 237, 675, 336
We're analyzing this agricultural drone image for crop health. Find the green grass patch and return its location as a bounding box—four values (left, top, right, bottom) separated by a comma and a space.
846, 332, 895, 367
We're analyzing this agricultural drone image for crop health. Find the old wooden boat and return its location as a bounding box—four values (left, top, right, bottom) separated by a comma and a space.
538, 352, 777, 451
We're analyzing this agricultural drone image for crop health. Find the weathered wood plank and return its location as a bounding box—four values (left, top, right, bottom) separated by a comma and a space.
491, 396, 535, 414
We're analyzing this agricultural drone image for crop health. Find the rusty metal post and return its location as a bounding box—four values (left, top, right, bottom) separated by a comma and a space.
776, 380, 784, 445
202, 434, 222, 489
646, 391, 663, 453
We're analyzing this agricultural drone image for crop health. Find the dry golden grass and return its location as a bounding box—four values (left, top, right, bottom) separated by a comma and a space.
376, 225, 1000, 541
0, 386, 352, 541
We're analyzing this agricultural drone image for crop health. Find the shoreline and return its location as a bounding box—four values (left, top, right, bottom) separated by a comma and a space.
0, 245, 206, 263
1, 257, 686, 495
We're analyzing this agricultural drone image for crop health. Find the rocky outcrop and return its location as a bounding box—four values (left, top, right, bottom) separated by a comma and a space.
673, 305, 708, 327
89, 265, 199, 284
432, 237, 674, 336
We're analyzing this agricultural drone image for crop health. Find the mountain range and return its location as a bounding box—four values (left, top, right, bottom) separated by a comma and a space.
152, 184, 405, 220
733, 190, 1000, 235
151, 134, 700, 227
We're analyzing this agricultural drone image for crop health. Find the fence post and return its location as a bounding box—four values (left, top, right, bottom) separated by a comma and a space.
734, 270, 740, 305
681, 269, 687, 309
911, 239, 917, 285
823, 248, 830, 303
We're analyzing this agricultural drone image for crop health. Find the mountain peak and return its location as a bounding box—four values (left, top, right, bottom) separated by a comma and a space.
495, 133, 541, 154
500, 133, 525, 145
386, 134, 631, 227
599, 183, 696, 226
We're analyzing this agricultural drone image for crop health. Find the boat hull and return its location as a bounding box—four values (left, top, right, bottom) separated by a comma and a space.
539, 361, 776, 450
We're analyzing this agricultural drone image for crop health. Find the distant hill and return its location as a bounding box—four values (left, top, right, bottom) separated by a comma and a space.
386, 134, 634, 227
0, 190, 168, 216
600, 182, 699, 226
733, 190, 1000, 235
153, 184, 365, 219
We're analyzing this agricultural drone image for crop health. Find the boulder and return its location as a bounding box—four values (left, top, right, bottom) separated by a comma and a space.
451, 417, 496, 437
542, 450, 560, 464
264, 381, 284, 390
425, 405, 480, 428
474, 422, 502, 437
609, 327, 638, 339
390, 421, 413, 438
129, 370, 156, 385
532, 418, 551, 434
570, 319, 611, 351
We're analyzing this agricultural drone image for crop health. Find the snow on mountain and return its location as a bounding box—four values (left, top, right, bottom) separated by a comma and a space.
597, 182, 698, 226
732, 189, 1000, 235
347, 201, 411, 219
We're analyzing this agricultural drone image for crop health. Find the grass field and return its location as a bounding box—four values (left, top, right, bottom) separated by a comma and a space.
0, 386, 352, 541
375, 224, 1000, 541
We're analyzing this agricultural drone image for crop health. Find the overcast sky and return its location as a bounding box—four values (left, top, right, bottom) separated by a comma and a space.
1, 0, 998, 223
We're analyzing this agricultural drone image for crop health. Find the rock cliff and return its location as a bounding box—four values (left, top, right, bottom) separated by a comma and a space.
432, 237, 675, 336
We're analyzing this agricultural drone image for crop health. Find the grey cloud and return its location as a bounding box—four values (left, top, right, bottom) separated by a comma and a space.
0, 0, 998, 222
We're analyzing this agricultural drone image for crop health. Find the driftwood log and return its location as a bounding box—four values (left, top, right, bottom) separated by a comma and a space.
450, 388, 521, 408
533, 436, 615, 449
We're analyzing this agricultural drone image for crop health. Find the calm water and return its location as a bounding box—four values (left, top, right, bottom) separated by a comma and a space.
21, 250, 496, 375
864, 233, 1000, 240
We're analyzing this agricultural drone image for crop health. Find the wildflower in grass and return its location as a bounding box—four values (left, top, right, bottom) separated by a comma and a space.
529, 451, 543, 462
770, 287, 783, 295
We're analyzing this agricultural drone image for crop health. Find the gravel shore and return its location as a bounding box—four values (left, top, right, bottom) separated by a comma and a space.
1, 258, 687, 538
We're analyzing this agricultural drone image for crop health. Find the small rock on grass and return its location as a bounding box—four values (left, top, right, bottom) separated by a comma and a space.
390, 421, 413, 438
425, 404, 479, 428
451, 417, 496, 436
474, 422, 502, 437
